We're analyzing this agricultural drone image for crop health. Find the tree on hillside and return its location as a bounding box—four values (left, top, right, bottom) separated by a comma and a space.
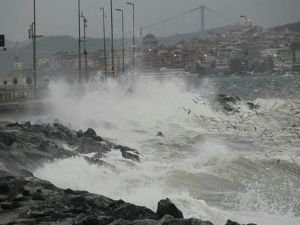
13, 78, 18, 85
26, 77, 33, 86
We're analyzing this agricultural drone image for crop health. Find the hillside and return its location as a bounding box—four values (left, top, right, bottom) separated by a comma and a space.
273, 21, 300, 33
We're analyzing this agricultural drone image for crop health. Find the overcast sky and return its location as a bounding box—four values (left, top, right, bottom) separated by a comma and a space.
0, 0, 299, 41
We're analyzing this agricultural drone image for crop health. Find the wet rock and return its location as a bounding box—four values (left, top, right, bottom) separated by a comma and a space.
76, 137, 110, 155
156, 198, 183, 219
110, 202, 158, 221
5, 122, 21, 128
0, 131, 16, 146
109, 219, 133, 225
109, 219, 161, 225
115, 145, 140, 162
247, 102, 260, 110
162, 218, 214, 225
225, 220, 257, 225
76, 130, 84, 138
1, 201, 21, 210
218, 94, 240, 104
84, 128, 97, 137
216, 94, 240, 113
156, 132, 165, 137
121, 151, 140, 162
84, 128, 103, 142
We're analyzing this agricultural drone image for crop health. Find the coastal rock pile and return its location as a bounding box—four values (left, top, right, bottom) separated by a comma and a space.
0, 173, 255, 225
0, 122, 140, 176
0, 122, 256, 225
216, 94, 260, 113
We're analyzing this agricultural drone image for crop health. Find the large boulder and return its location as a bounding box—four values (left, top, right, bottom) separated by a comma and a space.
76, 137, 111, 155
110, 202, 158, 221
83, 128, 103, 142
225, 220, 257, 225
162, 218, 214, 225
115, 145, 140, 162
216, 94, 240, 113
156, 198, 183, 219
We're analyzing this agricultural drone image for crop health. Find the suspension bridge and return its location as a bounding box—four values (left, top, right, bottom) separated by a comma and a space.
139, 5, 237, 39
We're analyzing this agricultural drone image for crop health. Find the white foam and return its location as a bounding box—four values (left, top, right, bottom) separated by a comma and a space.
33, 75, 300, 225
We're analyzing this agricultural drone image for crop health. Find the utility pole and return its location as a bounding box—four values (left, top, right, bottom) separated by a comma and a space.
110, 0, 115, 76
81, 12, 88, 82
126, 2, 135, 70
115, 8, 125, 73
78, 0, 82, 84
100, 7, 107, 78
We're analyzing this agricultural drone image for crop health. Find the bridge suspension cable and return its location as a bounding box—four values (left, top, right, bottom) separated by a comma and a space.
140, 5, 237, 37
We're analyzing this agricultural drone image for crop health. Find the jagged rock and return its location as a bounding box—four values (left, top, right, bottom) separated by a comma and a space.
225, 220, 257, 225
84, 128, 97, 138
83, 128, 103, 142
162, 218, 214, 225
110, 202, 158, 221
5, 122, 21, 128
108, 219, 161, 225
156, 132, 165, 137
156, 198, 183, 219
218, 94, 240, 104
216, 94, 240, 113
121, 151, 140, 162
247, 102, 260, 110
159, 215, 175, 224
0, 122, 138, 176
0, 131, 16, 146
76, 137, 110, 155
115, 145, 140, 162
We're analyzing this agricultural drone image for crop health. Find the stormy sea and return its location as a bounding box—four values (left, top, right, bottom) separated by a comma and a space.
1, 73, 300, 225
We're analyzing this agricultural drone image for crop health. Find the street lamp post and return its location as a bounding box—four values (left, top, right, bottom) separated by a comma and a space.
29, 0, 42, 95
100, 8, 107, 78
33, 0, 36, 94
110, 0, 115, 75
78, 0, 82, 84
115, 8, 125, 73
81, 13, 88, 82
126, 2, 135, 70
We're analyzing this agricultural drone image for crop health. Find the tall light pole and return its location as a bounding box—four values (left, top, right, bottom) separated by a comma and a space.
33, 0, 36, 94
100, 7, 107, 78
126, 2, 135, 70
115, 8, 125, 73
110, 0, 115, 75
81, 12, 88, 82
78, 0, 82, 84
29, 0, 42, 95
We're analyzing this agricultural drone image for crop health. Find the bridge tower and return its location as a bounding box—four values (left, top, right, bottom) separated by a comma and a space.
200, 5, 206, 40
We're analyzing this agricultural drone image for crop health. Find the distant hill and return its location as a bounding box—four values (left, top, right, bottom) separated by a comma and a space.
19, 35, 129, 55
273, 21, 300, 33
157, 24, 242, 46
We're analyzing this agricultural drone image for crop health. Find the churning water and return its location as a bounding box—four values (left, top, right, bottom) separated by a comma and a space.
34, 73, 300, 225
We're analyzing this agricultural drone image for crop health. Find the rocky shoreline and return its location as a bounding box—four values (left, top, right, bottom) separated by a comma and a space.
0, 122, 256, 225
